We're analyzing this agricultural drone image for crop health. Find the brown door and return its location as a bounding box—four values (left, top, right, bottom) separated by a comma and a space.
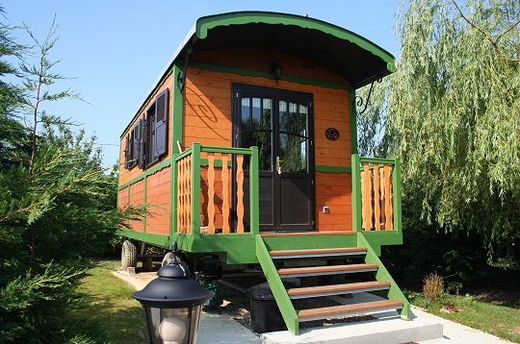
233, 84, 315, 231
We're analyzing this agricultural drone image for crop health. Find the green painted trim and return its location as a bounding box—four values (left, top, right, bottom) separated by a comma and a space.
118, 159, 171, 191
171, 154, 178, 235
119, 229, 171, 248
249, 146, 260, 235
349, 89, 358, 155
190, 62, 351, 90
357, 233, 410, 319
172, 63, 184, 154
200, 145, 253, 155
195, 12, 396, 73
359, 157, 397, 165
315, 165, 352, 173
191, 143, 201, 235
120, 67, 174, 139
392, 158, 402, 232
175, 147, 193, 161
351, 154, 362, 232
255, 235, 299, 335
143, 176, 147, 232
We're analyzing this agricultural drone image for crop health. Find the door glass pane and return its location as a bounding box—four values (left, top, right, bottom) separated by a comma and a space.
241, 98, 250, 130
261, 99, 272, 130
253, 130, 272, 171
288, 102, 299, 135
252, 98, 261, 129
279, 101, 288, 131
299, 104, 308, 137
279, 133, 307, 172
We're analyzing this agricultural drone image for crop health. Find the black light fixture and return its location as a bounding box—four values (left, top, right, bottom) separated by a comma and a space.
133, 243, 214, 344
271, 62, 283, 80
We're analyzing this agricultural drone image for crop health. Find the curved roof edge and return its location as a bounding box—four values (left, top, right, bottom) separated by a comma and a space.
195, 11, 396, 72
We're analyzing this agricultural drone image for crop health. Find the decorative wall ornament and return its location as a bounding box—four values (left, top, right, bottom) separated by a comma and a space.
325, 128, 340, 141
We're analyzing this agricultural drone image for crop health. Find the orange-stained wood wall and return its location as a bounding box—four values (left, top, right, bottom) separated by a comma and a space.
184, 49, 353, 231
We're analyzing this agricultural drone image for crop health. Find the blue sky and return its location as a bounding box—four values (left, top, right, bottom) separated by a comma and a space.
3, 1, 400, 168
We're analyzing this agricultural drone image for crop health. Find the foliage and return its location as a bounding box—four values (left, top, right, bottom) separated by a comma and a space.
422, 272, 445, 303
391, 0, 520, 260
0, 10, 122, 343
361, 0, 520, 272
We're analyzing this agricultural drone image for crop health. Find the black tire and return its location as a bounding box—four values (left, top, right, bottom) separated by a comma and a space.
121, 240, 137, 270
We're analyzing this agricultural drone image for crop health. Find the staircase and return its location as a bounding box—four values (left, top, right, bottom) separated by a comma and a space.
255, 233, 410, 335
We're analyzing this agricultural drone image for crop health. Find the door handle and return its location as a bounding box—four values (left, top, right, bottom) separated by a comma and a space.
276, 156, 282, 175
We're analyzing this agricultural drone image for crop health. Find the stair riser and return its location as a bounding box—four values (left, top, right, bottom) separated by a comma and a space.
272, 252, 366, 259
298, 305, 403, 323
280, 267, 378, 278
289, 286, 389, 299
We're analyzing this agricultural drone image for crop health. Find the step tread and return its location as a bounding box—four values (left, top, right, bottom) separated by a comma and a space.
287, 281, 391, 296
270, 247, 367, 257
261, 231, 355, 237
278, 263, 379, 276
298, 299, 404, 319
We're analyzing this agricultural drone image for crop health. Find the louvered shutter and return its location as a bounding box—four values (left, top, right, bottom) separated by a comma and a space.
153, 90, 168, 159
137, 117, 145, 168
124, 134, 130, 169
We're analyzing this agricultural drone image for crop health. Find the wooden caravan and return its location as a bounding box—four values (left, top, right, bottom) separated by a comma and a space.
118, 11, 409, 334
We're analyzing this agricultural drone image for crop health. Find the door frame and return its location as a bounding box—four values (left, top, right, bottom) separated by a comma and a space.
231, 83, 316, 232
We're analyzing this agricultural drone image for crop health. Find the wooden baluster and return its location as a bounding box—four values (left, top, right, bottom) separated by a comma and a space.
207, 154, 216, 234
221, 154, 230, 234
236, 155, 245, 233
181, 158, 187, 233
379, 164, 385, 230
366, 164, 373, 230
374, 164, 381, 231
187, 157, 192, 233
384, 165, 393, 230
178, 159, 183, 233
361, 164, 368, 230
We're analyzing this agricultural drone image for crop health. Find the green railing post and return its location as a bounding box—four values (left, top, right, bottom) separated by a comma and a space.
191, 143, 201, 236
351, 154, 362, 232
249, 146, 260, 235
392, 158, 402, 232
171, 155, 178, 234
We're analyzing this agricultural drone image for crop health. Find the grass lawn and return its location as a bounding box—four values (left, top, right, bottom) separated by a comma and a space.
407, 291, 520, 343
72, 261, 146, 343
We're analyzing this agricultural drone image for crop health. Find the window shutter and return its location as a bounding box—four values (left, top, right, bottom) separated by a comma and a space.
137, 117, 145, 168
153, 90, 169, 159
124, 134, 130, 169
128, 128, 136, 168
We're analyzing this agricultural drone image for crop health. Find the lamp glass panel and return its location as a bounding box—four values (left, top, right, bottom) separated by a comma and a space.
143, 305, 201, 344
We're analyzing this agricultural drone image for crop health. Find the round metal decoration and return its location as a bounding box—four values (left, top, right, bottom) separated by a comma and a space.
325, 128, 340, 141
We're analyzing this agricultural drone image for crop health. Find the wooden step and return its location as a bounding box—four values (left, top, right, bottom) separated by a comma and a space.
270, 247, 367, 259
261, 231, 355, 237
287, 281, 391, 299
278, 263, 378, 278
298, 299, 404, 322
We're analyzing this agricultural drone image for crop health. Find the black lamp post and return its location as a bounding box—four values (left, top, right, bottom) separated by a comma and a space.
133, 243, 214, 344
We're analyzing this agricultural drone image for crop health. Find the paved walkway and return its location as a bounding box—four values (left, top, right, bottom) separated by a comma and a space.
113, 269, 513, 344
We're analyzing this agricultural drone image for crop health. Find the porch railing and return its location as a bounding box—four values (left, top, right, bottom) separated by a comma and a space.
351, 154, 402, 232
173, 143, 260, 235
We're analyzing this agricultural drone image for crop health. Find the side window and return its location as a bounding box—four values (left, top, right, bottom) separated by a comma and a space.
125, 89, 169, 170
146, 89, 169, 167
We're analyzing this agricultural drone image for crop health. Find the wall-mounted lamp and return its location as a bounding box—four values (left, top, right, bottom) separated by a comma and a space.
271, 62, 283, 80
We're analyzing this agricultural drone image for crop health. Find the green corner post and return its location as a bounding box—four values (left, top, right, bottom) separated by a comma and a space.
249, 146, 260, 235
351, 154, 362, 232
191, 143, 201, 236
392, 158, 402, 232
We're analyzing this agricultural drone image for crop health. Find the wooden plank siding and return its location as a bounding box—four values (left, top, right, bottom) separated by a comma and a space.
145, 167, 171, 235
183, 51, 353, 232
128, 180, 145, 232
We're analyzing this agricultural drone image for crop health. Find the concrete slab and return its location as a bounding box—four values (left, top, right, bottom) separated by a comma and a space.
198, 312, 261, 344
262, 292, 443, 344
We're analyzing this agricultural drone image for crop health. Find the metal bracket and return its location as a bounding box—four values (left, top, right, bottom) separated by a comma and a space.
176, 44, 193, 92
355, 78, 382, 114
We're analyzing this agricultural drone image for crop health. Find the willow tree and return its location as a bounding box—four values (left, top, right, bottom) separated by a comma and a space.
382, 0, 520, 259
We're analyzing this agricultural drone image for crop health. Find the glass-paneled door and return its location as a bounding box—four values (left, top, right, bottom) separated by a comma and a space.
233, 84, 315, 231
